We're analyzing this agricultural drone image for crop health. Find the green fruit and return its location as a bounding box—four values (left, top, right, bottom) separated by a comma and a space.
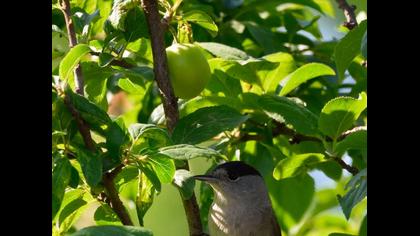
166, 43, 211, 99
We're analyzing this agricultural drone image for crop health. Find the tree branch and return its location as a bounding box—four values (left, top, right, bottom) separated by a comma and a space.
103, 171, 134, 225
332, 156, 359, 175
336, 0, 358, 30
59, 0, 85, 95
59, 0, 133, 226
141, 1, 205, 235
142, 0, 179, 132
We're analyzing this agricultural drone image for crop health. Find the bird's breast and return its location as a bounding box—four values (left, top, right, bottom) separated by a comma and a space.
208, 202, 275, 236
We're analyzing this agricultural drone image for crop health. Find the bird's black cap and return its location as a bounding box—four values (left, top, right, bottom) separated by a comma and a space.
214, 161, 262, 179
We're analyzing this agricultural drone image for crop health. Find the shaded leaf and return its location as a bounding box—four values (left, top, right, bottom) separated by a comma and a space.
273, 153, 324, 180
316, 161, 342, 181
172, 105, 248, 144
65, 87, 112, 131
70, 225, 153, 236
334, 20, 367, 80
338, 168, 367, 219
361, 31, 367, 59
280, 63, 335, 96
94, 204, 122, 225
77, 148, 103, 187
106, 118, 130, 159
69, 164, 80, 188
258, 95, 319, 136
319, 92, 367, 140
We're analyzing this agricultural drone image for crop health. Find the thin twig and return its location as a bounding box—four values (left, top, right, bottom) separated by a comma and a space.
332, 156, 359, 175
336, 0, 358, 30
59, 0, 85, 95
59, 0, 133, 225
141, 1, 205, 235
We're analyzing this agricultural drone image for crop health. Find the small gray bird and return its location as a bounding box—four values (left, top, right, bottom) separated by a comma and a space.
194, 161, 281, 236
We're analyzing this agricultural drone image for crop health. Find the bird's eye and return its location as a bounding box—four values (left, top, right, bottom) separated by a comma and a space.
228, 173, 240, 181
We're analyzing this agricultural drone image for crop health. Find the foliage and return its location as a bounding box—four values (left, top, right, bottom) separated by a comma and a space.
52, 0, 367, 235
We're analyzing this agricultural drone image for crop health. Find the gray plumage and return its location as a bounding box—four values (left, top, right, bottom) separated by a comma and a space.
194, 162, 281, 236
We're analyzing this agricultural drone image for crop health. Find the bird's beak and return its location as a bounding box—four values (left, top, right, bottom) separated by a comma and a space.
193, 175, 218, 182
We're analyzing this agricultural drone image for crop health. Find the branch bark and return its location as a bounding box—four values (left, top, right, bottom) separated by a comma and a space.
141, 1, 205, 235
141, 0, 179, 132
336, 0, 358, 30
59, 0, 133, 226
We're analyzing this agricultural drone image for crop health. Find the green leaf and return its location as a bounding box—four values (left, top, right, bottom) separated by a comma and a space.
316, 161, 342, 181
129, 123, 172, 148
124, 7, 148, 42
107, 0, 140, 31
114, 166, 140, 191
334, 20, 367, 80
244, 22, 286, 54
206, 64, 243, 97
59, 44, 91, 80
359, 214, 367, 236
196, 42, 250, 60
267, 174, 315, 231
329, 233, 356, 236
261, 52, 295, 93
77, 148, 103, 187
118, 78, 146, 94
98, 52, 115, 67
106, 118, 130, 159
70, 225, 153, 236
208, 58, 260, 86
136, 172, 155, 226
52, 157, 72, 219
338, 168, 367, 219
145, 153, 176, 184
81, 62, 113, 111
172, 105, 248, 144
139, 163, 162, 192
280, 63, 336, 96
258, 95, 319, 136
173, 169, 195, 200
158, 144, 224, 161
58, 193, 89, 233
273, 153, 324, 180
361, 31, 367, 59
65, 87, 112, 131
183, 10, 218, 37
319, 92, 367, 140
94, 204, 122, 225
69, 164, 80, 188
335, 128, 367, 157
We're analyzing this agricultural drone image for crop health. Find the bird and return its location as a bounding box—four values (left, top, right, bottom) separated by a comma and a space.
193, 161, 281, 236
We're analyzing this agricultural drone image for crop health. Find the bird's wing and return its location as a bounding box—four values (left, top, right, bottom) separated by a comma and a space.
270, 211, 282, 236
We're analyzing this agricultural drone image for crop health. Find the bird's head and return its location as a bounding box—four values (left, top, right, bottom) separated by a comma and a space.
193, 161, 267, 203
